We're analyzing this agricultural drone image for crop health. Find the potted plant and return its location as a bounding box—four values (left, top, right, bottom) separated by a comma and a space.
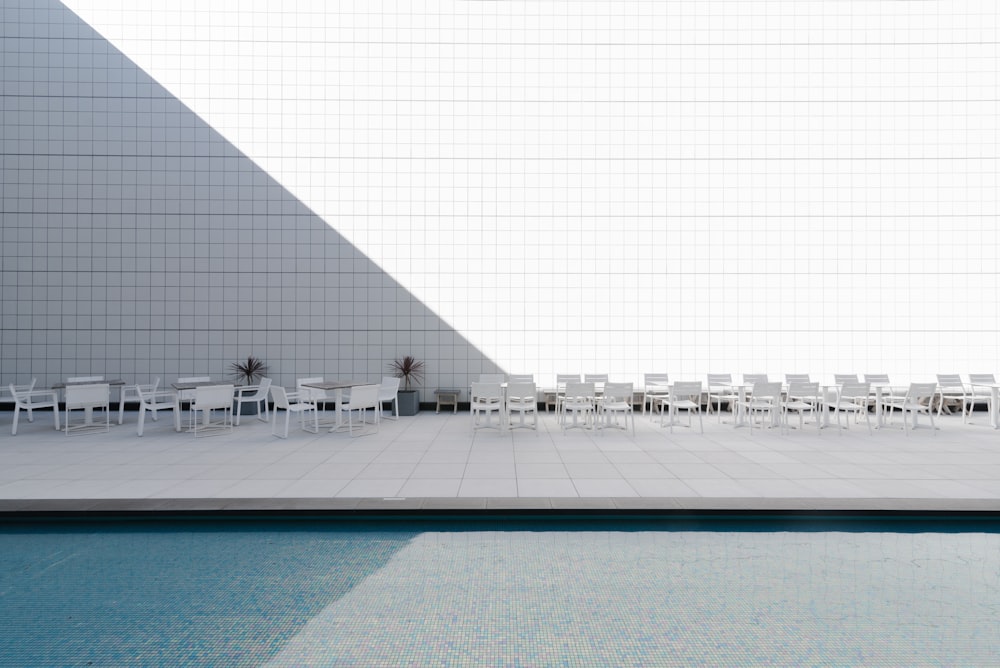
229, 355, 269, 416
389, 355, 424, 416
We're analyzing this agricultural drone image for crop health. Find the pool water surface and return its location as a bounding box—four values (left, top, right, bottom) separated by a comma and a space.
0, 515, 997, 666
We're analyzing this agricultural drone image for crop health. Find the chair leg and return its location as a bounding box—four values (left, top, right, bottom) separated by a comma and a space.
137, 407, 146, 436
11, 405, 19, 436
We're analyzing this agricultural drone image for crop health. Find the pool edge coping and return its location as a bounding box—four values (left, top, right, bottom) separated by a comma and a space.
2, 496, 1000, 516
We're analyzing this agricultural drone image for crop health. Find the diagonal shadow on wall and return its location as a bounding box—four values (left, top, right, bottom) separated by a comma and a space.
0, 0, 503, 397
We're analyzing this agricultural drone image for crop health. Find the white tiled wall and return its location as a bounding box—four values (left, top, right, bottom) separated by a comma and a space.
2, 0, 999, 393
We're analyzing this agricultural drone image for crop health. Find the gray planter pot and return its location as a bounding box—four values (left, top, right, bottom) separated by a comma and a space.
234, 400, 258, 416
397, 390, 420, 416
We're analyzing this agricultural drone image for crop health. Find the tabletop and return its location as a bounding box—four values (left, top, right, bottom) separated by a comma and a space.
301, 379, 367, 391
171, 380, 234, 391
52, 379, 125, 389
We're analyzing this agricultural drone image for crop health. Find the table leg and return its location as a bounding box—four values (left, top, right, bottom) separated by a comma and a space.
991, 386, 999, 429
875, 386, 884, 428
733, 387, 747, 427
329, 387, 345, 433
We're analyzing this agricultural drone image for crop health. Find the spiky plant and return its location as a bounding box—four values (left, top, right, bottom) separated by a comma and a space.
388, 356, 425, 391
229, 355, 269, 386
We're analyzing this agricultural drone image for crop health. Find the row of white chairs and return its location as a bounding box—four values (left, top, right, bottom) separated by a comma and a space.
475, 372, 996, 417
467, 375, 967, 437
7, 375, 404, 438
470, 380, 638, 434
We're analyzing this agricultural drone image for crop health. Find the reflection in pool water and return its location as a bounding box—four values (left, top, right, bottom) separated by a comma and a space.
1, 516, 998, 666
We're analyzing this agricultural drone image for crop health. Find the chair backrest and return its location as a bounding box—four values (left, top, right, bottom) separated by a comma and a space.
707, 373, 732, 387
270, 385, 291, 410
68, 376, 104, 383
508, 374, 534, 383
750, 381, 782, 400
840, 381, 871, 400
671, 381, 702, 401
969, 373, 997, 385
347, 384, 380, 410
471, 382, 503, 403
556, 374, 580, 388
176, 376, 211, 400
478, 374, 505, 383
906, 382, 938, 401
194, 384, 234, 409
136, 384, 170, 406
297, 377, 325, 401
602, 382, 633, 403
584, 374, 608, 383
786, 382, 820, 399
506, 382, 536, 403
379, 376, 401, 394
66, 383, 110, 408
247, 377, 272, 399
834, 374, 859, 385
936, 374, 963, 388
744, 374, 768, 385
864, 373, 890, 385
8, 378, 36, 398
644, 373, 670, 388
785, 374, 810, 384
563, 382, 595, 400
8, 383, 30, 407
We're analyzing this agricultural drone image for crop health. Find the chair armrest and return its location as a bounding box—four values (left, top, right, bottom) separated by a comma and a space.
234, 385, 260, 396
21, 389, 59, 401
149, 390, 178, 400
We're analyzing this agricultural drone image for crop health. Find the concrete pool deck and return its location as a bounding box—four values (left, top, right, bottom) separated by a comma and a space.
2, 407, 1000, 514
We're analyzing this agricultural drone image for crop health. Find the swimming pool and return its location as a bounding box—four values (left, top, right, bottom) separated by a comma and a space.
1, 514, 997, 666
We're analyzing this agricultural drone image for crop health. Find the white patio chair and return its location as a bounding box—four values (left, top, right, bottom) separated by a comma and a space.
297, 377, 335, 412
706, 373, 736, 421
118, 377, 160, 425
505, 382, 538, 430
8, 378, 37, 423
234, 377, 271, 426
642, 373, 670, 416
470, 381, 504, 431
478, 374, 505, 383
785, 373, 811, 385
339, 384, 381, 436
189, 384, 234, 436
136, 385, 179, 436
865, 373, 901, 422
740, 381, 782, 431
377, 376, 401, 420
782, 381, 821, 434
660, 381, 703, 434
599, 382, 634, 434
935, 374, 966, 419
966, 374, 996, 420
9, 381, 60, 435
269, 386, 319, 438
833, 374, 859, 385
584, 374, 609, 396
550, 373, 580, 414
884, 382, 938, 436
508, 374, 534, 383
64, 383, 111, 435
560, 381, 596, 432
826, 382, 872, 435
175, 376, 210, 403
